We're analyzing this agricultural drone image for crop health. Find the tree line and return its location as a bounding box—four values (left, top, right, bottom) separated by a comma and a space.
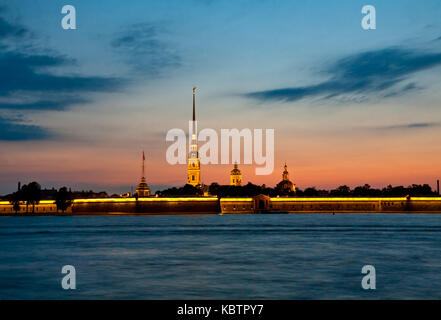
156, 182, 438, 198
8, 182, 73, 214
4, 182, 437, 213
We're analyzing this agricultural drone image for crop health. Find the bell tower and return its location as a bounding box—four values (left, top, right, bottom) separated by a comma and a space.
187, 87, 201, 186
230, 162, 242, 186
136, 151, 150, 197
282, 162, 290, 181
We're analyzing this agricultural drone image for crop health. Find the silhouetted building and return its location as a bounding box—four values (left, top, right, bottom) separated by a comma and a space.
136, 151, 150, 197
276, 163, 296, 193
136, 177, 150, 197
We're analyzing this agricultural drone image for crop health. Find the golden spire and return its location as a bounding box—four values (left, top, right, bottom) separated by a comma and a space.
283, 162, 289, 181
142, 151, 145, 178
192, 86, 197, 122
188, 87, 201, 187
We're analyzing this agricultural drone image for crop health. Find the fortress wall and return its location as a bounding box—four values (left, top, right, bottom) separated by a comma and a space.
399, 198, 441, 212
2, 197, 441, 215
0, 198, 220, 215
220, 198, 254, 214
269, 197, 441, 213
72, 198, 220, 215
0, 201, 59, 215
270, 198, 380, 213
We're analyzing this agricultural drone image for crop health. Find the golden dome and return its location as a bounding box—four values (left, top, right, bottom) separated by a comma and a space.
230, 163, 241, 175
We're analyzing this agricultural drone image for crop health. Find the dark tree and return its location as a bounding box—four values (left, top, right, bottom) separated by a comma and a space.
208, 182, 221, 196
407, 184, 435, 196
20, 184, 28, 213
9, 189, 23, 214
353, 184, 370, 196
303, 187, 319, 196
156, 184, 203, 196
21, 182, 41, 213
330, 185, 352, 196
55, 187, 73, 214
207, 182, 269, 197
382, 184, 405, 196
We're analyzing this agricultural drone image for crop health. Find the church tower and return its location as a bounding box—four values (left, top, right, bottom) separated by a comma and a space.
230, 162, 242, 186
276, 162, 296, 194
136, 151, 151, 197
187, 87, 201, 187
282, 163, 290, 181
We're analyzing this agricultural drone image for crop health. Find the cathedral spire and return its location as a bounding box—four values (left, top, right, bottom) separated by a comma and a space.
193, 86, 196, 122
187, 87, 201, 187
142, 151, 145, 178
136, 151, 150, 198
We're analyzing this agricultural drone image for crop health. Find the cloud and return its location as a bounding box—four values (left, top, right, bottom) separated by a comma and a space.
0, 97, 88, 111
0, 51, 123, 98
0, 7, 28, 39
111, 23, 180, 74
246, 47, 441, 103
0, 115, 52, 140
380, 122, 440, 130
0, 7, 126, 140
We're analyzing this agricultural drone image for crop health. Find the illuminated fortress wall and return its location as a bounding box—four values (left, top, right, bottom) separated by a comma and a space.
0, 201, 59, 214
220, 198, 254, 214
71, 198, 220, 215
1, 197, 441, 215
220, 197, 441, 214
268, 197, 441, 213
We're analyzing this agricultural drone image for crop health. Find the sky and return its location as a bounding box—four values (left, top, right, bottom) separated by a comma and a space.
0, 0, 441, 195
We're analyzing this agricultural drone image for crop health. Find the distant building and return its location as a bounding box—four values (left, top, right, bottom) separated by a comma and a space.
136, 177, 150, 197
230, 163, 242, 186
187, 87, 201, 187
136, 151, 151, 197
276, 163, 296, 194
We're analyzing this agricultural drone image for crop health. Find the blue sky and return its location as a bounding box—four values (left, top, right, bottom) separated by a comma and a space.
1, 0, 441, 194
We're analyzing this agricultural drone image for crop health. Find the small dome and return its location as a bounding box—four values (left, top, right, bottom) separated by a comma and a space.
277, 180, 294, 189
230, 163, 241, 175
277, 162, 296, 193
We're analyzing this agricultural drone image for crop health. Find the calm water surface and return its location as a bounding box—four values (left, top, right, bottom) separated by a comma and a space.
1, 214, 441, 299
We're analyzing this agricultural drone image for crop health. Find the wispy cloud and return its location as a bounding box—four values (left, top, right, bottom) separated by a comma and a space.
380, 122, 440, 130
0, 52, 123, 98
111, 22, 180, 75
0, 7, 126, 140
245, 46, 441, 103
0, 6, 28, 39
0, 97, 88, 111
0, 115, 51, 140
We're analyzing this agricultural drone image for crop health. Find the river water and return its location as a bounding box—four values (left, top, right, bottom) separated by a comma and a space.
0, 214, 440, 299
